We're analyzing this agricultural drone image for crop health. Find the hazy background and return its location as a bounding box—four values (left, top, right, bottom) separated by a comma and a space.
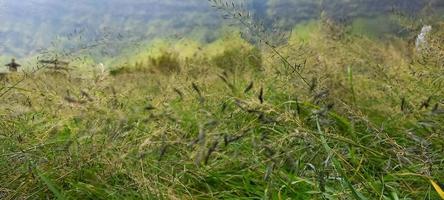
0, 0, 442, 58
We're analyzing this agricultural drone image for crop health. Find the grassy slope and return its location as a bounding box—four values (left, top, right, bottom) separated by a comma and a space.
0, 21, 443, 199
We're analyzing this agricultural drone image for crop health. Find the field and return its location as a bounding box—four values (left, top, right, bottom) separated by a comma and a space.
1, 20, 443, 199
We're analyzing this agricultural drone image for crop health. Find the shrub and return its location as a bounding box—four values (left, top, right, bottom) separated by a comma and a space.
211, 47, 262, 73
109, 67, 130, 76
149, 51, 181, 75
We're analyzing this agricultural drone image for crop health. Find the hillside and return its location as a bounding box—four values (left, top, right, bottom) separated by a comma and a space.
0, 0, 219, 57
1, 19, 444, 199
0, 0, 441, 58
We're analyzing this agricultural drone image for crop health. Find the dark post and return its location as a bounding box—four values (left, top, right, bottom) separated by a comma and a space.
5, 58, 21, 72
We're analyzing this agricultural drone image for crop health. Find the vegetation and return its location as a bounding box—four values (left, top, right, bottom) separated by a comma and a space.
1, 1, 444, 200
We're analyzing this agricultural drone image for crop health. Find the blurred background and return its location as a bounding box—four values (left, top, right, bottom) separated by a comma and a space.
0, 0, 442, 60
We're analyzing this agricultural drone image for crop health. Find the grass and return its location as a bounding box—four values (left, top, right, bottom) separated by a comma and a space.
0, 19, 443, 200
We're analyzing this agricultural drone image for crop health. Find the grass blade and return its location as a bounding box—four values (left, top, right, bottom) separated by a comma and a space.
36, 169, 65, 199
316, 117, 368, 200
430, 180, 444, 199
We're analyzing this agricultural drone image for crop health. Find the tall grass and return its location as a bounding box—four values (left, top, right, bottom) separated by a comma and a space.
0, 4, 444, 200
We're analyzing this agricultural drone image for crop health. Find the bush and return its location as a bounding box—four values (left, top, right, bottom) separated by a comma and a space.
149, 51, 181, 75
211, 47, 262, 73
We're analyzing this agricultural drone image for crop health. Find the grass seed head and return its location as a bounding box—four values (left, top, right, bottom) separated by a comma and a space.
244, 81, 254, 94
258, 87, 264, 104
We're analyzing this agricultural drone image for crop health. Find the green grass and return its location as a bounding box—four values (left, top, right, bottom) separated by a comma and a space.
0, 21, 443, 200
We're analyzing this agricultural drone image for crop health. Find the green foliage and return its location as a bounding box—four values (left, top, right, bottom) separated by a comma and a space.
290, 20, 321, 42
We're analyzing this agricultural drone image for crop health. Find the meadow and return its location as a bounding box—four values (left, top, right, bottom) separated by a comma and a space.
1, 16, 444, 200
